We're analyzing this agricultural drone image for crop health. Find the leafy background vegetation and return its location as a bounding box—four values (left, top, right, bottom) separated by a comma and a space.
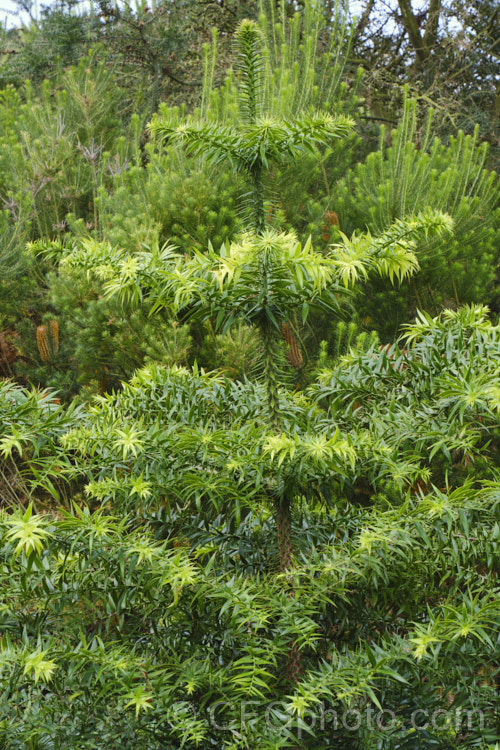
0, 1, 498, 748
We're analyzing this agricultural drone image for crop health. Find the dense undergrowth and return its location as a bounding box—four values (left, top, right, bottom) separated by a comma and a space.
0, 1, 499, 748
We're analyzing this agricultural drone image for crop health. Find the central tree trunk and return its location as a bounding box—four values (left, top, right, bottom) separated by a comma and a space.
259, 284, 302, 686
275, 495, 303, 684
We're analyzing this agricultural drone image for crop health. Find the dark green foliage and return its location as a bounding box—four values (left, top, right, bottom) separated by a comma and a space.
0, 0, 234, 116
0, 2, 95, 87
0, 56, 142, 395
0, 307, 498, 747
272, 145, 358, 239
313, 305, 500, 495
0, 380, 82, 507
0, 206, 31, 282
312, 319, 380, 376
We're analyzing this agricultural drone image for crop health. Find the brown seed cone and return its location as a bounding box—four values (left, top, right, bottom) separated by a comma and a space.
282, 322, 303, 368
322, 210, 340, 241
36, 325, 50, 363
324, 210, 339, 226
49, 320, 59, 355
36, 321, 59, 362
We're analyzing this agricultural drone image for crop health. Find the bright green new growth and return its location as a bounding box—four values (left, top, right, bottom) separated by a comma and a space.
334, 94, 500, 334
62, 213, 453, 410
49, 14, 452, 593
150, 19, 354, 233
200, 0, 358, 122
53, 16, 430, 593
74, 18, 454, 439
258, 0, 356, 117
343, 96, 496, 233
